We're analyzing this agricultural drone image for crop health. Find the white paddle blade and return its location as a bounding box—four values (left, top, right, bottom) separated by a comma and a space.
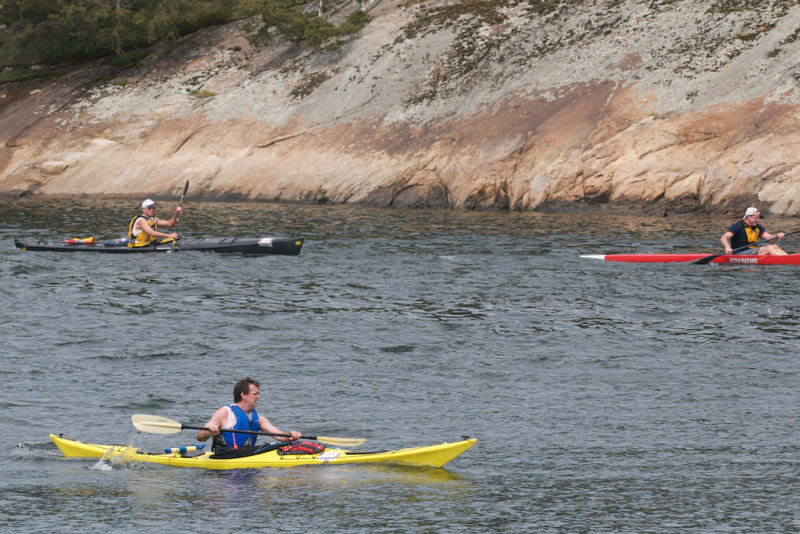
315, 436, 367, 447
131, 414, 184, 434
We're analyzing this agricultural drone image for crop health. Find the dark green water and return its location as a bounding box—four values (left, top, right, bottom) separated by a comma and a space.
2, 198, 800, 532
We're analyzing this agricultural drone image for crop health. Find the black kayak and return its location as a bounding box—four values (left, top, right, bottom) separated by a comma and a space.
14, 237, 304, 255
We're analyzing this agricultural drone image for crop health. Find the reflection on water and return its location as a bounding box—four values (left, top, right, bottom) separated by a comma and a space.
198, 463, 466, 496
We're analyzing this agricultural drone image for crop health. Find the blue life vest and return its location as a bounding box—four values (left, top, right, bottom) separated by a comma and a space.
221, 406, 260, 449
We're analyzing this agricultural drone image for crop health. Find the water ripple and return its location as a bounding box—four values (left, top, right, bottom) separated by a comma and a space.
2, 199, 800, 531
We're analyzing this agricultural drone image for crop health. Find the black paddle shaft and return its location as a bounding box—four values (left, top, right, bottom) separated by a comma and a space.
183, 424, 310, 440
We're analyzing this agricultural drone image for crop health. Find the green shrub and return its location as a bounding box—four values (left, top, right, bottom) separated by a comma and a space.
189, 89, 216, 98
0, 0, 239, 67
0, 0, 369, 68
0, 68, 26, 82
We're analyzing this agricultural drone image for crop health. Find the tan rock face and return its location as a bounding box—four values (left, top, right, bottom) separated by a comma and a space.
2, 1, 800, 216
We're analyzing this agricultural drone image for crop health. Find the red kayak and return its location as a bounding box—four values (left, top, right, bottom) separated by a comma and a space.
581, 254, 800, 265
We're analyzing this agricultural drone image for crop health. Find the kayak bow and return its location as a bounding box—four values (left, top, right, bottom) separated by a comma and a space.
50, 434, 476, 470
581, 253, 800, 265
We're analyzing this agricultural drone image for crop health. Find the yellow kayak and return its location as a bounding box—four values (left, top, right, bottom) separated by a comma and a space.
50, 434, 476, 470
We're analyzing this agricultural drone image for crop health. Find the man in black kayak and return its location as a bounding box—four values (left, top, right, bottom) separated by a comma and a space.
720, 207, 787, 255
196, 377, 301, 452
128, 198, 182, 247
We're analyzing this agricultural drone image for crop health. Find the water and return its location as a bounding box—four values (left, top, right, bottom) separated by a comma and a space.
2, 198, 800, 532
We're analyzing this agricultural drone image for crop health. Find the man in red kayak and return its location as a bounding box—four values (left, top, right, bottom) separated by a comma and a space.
196, 377, 301, 452
720, 207, 787, 256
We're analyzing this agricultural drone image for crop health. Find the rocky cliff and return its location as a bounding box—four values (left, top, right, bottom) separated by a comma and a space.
2, 0, 800, 216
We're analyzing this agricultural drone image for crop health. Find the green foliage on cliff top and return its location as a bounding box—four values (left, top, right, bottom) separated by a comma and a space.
0, 0, 369, 68
0, 0, 238, 66
241, 0, 370, 49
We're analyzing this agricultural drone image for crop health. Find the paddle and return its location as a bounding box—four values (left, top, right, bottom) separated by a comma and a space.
692, 230, 800, 265
176, 180, 188, 228
173, 180, 188, 246
131, 414, 366, 447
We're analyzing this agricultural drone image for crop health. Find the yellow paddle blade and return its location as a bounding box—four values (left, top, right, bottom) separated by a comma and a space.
131, 414, 183, 434
314, 436, 366, 447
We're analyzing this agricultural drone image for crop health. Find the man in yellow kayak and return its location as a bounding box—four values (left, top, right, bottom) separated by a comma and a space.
196, 377, 302, 452
128, 198, 182, 247
720, 207, 787, 256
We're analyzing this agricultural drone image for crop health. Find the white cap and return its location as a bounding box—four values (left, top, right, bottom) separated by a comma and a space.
743, 207, 759, 218
142, 199, 156, 208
